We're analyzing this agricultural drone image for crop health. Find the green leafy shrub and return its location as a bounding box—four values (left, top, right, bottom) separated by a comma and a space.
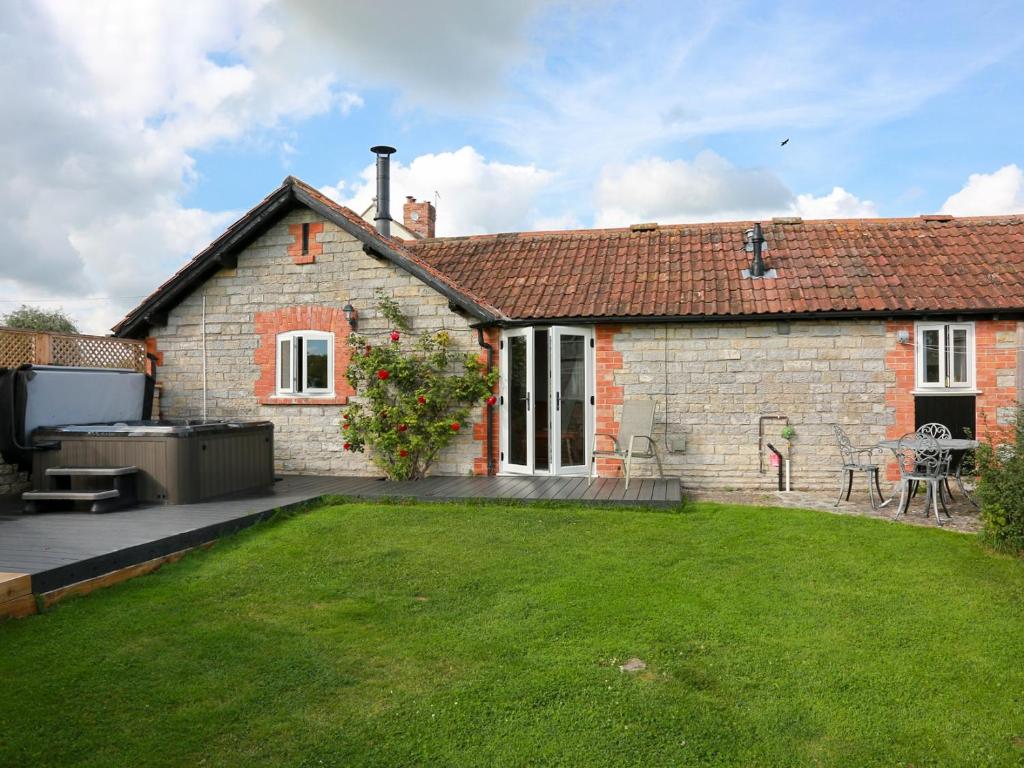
341, 292, 497, 480
2, 304, 78, 333
976, 407, 1024, 555
780, 425, 796, 441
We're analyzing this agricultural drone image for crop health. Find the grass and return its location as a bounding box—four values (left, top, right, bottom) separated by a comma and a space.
2, 499, 1023, 767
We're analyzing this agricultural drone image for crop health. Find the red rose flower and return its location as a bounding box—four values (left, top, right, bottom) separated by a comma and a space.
377, 369, 390, 380
450, 422, 460, 432
399, 449, 409, 458
417, 395, 426, 405
390, 330, 401, 342
342, 423, 349, 430
486, 395, 497, 406
365, 344, 372, 353
343, 442, 351, 451
398, 423, 408, 432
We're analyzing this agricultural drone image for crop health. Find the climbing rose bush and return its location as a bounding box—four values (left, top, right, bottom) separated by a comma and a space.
342, 293, 497, 481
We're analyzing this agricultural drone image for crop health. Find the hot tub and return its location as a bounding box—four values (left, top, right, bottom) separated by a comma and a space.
30, 420, 274, 504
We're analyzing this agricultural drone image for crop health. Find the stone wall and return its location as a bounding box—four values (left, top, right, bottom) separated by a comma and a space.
605, 318, 1020, 491
148, 208, 487, 477
609, 319, 895, 491
0, 459, 29, 498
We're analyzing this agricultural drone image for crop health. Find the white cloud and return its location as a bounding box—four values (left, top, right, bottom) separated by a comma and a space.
594, 151, 876, 227
594, 152, 791, 227
940, 165, 1024, 216
793, 187, 878, 219
322, 146, 555, 236
0, 0, 363, 334
282, 0, 549, 105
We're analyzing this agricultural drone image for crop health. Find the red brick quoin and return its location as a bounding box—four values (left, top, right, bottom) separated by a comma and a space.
472, 327, 501, 475
594, 325, 624, 477
254, 306, 354, 405
287, 222, 324, 265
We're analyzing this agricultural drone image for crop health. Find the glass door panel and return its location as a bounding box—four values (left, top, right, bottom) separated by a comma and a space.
502, 329, 533, 473
551, 327, 593, 475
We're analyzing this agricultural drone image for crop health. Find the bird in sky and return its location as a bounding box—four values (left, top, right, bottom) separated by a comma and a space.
780, 138, 790, 146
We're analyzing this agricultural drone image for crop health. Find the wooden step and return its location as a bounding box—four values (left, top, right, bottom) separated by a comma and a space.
23, 490, 120, 502
45, 466, 138, 477
0, 572, 36, 621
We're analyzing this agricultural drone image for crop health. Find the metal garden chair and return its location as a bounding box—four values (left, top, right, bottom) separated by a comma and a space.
893, 431, 952, 525
916, 422, 954, 500
832, 424, 884, 509
590, 400, 664, 490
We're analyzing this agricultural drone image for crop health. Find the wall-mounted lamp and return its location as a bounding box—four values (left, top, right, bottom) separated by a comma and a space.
896, 329, 910, 345
343, 302, 358, 331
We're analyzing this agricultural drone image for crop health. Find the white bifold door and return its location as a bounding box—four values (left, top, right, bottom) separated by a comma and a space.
500, 326, 593, 476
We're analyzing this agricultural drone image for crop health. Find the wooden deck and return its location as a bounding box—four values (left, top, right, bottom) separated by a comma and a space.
0, 474, 680, 602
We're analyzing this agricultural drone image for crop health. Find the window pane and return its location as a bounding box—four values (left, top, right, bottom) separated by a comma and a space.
951, 328, 968, 384
279, 338, 291, 390
305, 338, 329, 390
922, 329, 940, 383
508, 335, 528, 466
559, 334, 586, 468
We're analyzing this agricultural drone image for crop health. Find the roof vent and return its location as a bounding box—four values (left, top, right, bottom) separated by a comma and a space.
920, 214, 954, 222
630, 222, 658, 232
772, 216, 802, 224
742, 222, 777, 280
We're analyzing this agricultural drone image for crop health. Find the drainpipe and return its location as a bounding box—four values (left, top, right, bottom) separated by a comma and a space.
202, 294, 208, 422
477, 327, 495, 476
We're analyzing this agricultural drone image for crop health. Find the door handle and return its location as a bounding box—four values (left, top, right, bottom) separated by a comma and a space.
556, 391, 561, 411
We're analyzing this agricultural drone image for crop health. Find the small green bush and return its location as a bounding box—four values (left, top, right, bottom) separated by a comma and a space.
976, 407, 1024, 555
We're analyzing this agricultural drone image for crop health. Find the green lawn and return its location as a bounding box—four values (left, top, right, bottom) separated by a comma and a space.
2, 500, 1024, 767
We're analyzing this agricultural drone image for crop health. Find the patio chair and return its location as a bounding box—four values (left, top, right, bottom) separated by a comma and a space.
893, 431, 951, 525
916, 422, 954, 499
590, 400, 664, 490
832, 424, 884, 510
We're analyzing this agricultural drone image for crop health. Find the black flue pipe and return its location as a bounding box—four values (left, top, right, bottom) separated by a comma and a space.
370, 145, 396, 238
750, 222, 766, 278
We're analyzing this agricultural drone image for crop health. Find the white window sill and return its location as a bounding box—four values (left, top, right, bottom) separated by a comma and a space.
912, 389, 981, 396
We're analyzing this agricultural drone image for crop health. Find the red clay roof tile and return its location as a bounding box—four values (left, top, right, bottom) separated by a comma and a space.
408, 216, 1024, 319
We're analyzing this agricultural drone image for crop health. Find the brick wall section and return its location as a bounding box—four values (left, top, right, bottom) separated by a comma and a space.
287, 221, 323, 265
608, 320, 893, 491
253, 305, 355, 406
594, 325, 624, 477
148, 208, 483, 477
886, 319, 1019, 439
978, 320, 1020, 431
472, 327, 500, 476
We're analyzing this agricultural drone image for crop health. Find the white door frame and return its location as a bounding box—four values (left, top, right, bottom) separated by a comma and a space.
499, 326, 594, 476
550, 326, 594, 476
499, 327, 534, 474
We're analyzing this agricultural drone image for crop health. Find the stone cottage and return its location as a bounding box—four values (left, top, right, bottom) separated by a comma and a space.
112, 166, 1024, 492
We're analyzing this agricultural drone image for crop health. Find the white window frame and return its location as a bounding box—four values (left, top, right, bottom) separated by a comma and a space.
276, 330, 334, 397
915, 321, 975, 391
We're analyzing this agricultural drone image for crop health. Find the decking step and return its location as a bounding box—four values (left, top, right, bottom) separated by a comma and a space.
22, 490, 120, 502
45, 466, 138, 477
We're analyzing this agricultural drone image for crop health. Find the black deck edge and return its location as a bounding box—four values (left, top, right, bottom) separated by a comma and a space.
28, 496, 315, 594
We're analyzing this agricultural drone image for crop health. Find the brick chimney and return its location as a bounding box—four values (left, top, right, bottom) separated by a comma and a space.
403, 196, 436, 239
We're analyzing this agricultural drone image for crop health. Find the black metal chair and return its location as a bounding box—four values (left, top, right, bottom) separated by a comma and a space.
893, 432, 951, 525
832, 424, 884, 510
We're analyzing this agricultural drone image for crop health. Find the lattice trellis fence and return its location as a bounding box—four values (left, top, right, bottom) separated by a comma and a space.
0, 327, 146, 372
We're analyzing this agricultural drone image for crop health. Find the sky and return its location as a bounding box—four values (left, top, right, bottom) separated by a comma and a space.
2, 0, 1024, 334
